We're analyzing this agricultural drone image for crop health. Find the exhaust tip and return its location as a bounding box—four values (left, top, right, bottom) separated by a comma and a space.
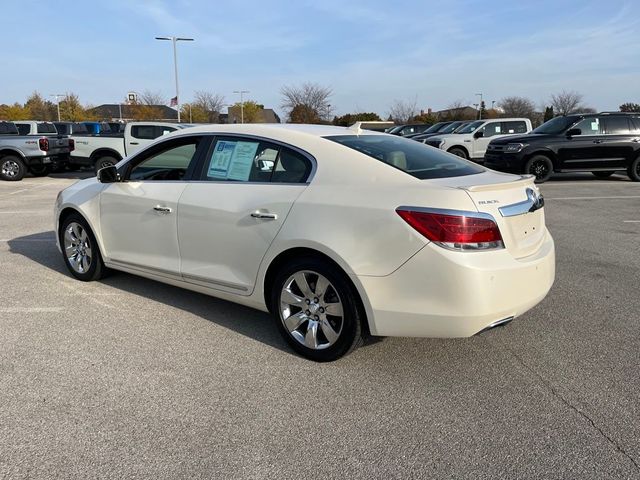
479, 316, 514, 334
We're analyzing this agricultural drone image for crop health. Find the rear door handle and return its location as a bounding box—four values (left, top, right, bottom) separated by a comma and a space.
153, 206, 172, 213
251, 211, 277, 220
593, 140, 604, 144
632, 138, 640, 143
130, 142, 139, 145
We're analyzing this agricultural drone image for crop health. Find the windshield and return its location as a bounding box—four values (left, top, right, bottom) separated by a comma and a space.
326, 134, 484, 180
386, 126, 402, 134
439, 121, 465, 134
422, 122, 445, 133
456, 121, 484, 134
532, 116, 580, 134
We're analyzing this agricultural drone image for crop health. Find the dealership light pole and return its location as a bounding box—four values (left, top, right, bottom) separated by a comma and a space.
475, 93, 484, 120
50, 94, 64, 122
155, 36, 194, 123
233, 90, 250, 123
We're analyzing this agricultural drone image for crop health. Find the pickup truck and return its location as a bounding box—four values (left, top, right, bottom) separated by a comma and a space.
423, 118, 532, 162
53, 122, 91, 136
65, 121, 189, 173
13, 121, 76, 172
0, 122, 74, 181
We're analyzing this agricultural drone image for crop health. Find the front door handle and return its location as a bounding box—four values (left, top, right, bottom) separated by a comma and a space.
593, 140, 604, 144
251, 211, 277, 220
153, 206, 172, 213
130, 142, 139, 145
631, 138, 640, 143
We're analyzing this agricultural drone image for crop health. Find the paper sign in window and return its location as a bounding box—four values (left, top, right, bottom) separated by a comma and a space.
227, 142, 259, 181
208, 140, 236, 178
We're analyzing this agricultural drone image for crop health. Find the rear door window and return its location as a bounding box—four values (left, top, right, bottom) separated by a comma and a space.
502, 121, 528, 134
37, 123, 57, 134
16, 124, 30, 135
480, 122, 502, 137
604, 117, 631, 134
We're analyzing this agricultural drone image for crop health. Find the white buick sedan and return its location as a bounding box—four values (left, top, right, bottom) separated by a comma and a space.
55, 124, 555, 361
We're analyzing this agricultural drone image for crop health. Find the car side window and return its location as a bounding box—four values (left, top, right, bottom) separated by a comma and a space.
201, 137, 312, 183
16, 124, 30, 136
131, 125, 176, 140
631, 118, 640, 133
572, 117, 603, 135
502, 121, 527, 134
480, 122, 502, 138
605, 117, 631, 134
128, 137, 201, 181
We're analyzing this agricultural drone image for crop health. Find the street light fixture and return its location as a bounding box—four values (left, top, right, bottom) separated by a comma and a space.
475, 93, 484, 120
50, 94, 65, 122
155, 36, 194, 123
233, 90, 250, 124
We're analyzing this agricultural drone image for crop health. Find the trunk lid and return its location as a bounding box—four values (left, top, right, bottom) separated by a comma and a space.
429, 171, 546, 258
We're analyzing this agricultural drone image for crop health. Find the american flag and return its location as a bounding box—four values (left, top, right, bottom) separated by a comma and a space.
170, 96, 178, 107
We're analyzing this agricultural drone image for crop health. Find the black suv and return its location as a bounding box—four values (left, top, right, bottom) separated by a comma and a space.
484, 113, 640, 182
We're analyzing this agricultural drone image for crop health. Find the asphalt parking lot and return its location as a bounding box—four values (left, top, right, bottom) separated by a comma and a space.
1, 172, 639, 479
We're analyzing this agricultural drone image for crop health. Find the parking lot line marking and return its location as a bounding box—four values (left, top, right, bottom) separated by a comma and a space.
0, 307, 63, 313
0, 239, 54, 243
623, 220, 640, 223
548, 195, 640, 200
0, 211, 47, 214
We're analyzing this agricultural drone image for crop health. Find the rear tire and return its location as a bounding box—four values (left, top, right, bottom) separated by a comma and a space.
592, 171, 615, 179
94, 156, 118, 175
0, 155, 26, 181
448, 147, 468, 159
59, 213, 108, 281
28, 163, 52, 177
270, 257, 364, 362
525, 155, 553, 183
628, 157, 640, 182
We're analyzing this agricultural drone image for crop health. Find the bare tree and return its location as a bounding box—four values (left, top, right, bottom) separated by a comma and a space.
280, 82, 333, 122
191, 91, 226, 122
498, 96, 536, 118
139, 90, 166, 106
388, 97, 418, 123
550, 90, 586, 116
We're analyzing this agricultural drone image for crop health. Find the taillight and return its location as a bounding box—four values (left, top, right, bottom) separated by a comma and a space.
38, 138, 49, 152
68, 139, 75, 151
396, 207, 504, 251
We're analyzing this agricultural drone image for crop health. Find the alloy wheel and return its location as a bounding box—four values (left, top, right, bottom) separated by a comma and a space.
530, 160, 549, 180
63, 222, 93, 274
1, 160, 20, 178
279, 270, 344, 350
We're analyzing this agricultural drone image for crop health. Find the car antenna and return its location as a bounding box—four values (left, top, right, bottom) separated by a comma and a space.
348, 122, 363, 136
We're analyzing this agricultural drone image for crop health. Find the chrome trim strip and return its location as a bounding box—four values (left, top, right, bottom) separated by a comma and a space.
108, 258, 250, 292
498, 188, 545, 217
182, 273, 249, 292
396, 205, 497, 222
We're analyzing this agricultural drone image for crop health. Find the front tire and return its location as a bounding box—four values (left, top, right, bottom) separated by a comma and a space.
270, 257, 363, 362
29, 163, 52, 177
0, 155, 26, 181
59, 213, 107, 281
94, 156, 118, 175
448, 147, 468, 159
525, 155, 554, 183
628, 157, 640, 182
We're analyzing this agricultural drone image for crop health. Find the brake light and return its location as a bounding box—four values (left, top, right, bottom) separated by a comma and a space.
68, 139, 75, 151
38, 138, 49, 152
396, 207, 504, 251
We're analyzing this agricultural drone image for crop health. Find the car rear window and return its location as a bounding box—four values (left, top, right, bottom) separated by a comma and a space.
37, 123, 57, 134
326, 135, 485, 179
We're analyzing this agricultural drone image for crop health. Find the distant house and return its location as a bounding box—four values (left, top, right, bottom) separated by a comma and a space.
87, 104, 179, 122
227, 106, 281, 124
433, 106, 479, 120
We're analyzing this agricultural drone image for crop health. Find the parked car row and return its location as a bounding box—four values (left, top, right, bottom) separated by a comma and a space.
0, 120, 190, 180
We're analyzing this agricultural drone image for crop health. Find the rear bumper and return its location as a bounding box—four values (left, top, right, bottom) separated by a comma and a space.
357, 230, 555, 337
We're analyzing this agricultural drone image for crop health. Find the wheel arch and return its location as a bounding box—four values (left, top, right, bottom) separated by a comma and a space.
0, 148, 27, 162
90, 148, 122, 164
262, 246, 372, 336
57, 206, 105, 254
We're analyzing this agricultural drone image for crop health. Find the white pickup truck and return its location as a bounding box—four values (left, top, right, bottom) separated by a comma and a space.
423, 118, 532, 162
64, 122, 191, 173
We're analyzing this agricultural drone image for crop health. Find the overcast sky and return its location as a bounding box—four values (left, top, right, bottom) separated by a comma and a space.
3, 0, 639, 117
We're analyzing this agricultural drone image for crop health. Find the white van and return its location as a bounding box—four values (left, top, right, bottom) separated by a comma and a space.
424, 118, 532, 161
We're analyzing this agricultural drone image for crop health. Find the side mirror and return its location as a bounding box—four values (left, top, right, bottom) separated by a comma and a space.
97, 165, 120, 183
474, 130, 484, 139
566, 128, 581, 137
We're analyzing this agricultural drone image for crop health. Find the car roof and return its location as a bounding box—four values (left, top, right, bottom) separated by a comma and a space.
171, 123, 384, 141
